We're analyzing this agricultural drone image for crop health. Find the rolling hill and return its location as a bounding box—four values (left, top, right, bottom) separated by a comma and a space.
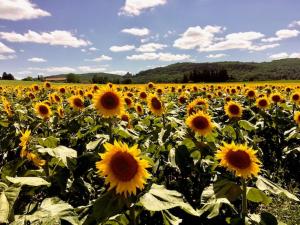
45, 58, 300, 83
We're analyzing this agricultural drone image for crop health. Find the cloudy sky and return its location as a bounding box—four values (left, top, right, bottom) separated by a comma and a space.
0, 0, 300, 79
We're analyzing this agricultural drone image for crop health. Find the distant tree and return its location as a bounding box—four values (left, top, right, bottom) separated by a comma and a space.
182, 74, 189, 83
124, 72, 133, 77
122, 78, 132, 84
92, 75, 108, 84
66, 73, 80, 83
2, 72, 15, 80
22, 76, 34, 81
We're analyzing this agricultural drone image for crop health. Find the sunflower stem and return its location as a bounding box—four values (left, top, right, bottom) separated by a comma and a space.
162, 114, 166, 128
129, 205, 136, 225
241, 178, 247, 223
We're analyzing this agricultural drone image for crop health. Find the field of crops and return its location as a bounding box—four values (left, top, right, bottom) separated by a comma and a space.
0, 81, 299, 225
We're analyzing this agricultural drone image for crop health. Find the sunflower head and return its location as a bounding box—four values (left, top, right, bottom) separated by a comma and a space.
147, 82, 154, 89
246, 89, 256, 99
124, 97, 133, 108
291, 92, 300, 103
44, 82, 51, 89
186, 111, 214, 136
224, 101, 243, 118
93, 87, 124, 118
68, 95, 85, 110
34, 102, 52, 119
59, 87, 66, 94
147, 94, 164, 116
95, 140, 151, 197
20, 130, 31, 149
216, 142, 261, 179
136, 104, 144, 115
178, 94, 187, 104
294, 111, 300, 126
271, 93, 282, 103
139, 91, 147, 100
57, 105, 65, 118
31, 84, 39, 92
256, 97, 269, 109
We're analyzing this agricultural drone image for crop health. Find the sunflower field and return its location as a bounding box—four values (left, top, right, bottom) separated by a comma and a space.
0, 81, 299, 225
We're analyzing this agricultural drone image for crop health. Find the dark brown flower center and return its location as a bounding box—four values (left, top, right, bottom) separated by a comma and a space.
140, 92, 147, 99
292, 94, 299, 101
125, 98, 132, 106
272, 95, 280, 102
226, 150, 251, 169
192, 116, 209, 130
73, 98, 84, 108
39, 105, 49, 115
100, 92, 120, 109
110, 152, 138, 182
121, 115, 129, 122
151, 97, 162, 110
229, 104, 240, 115
248, 91, 255, 97
259, 99, 267, 107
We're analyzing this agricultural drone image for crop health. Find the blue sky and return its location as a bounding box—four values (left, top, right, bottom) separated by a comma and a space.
0, 0, 299, 78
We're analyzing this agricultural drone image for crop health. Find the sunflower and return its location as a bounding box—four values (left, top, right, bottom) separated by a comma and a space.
291, 92, 300, 103
186, 111, 214, 136
256, 97, 270, 109
26, 152, 46, 167
19, 130, 31, 158
135, 104, 144, 115
34, 102, 52, 119
147, 94, 164, 116
68, 95, 84, 110
270, 93, 282, 103
147, 82, 154, 89
246, 89, 256, 99
2, 97, 13, 117
216, 142, 261, 178
178, 94, 187, 104
93, 87, 124, 117
59, 87, 66, 94
124, 97, 133, 108
44, 82, 51, 89
31, 84, 39, 92
139, 91, 147, 100
57, 105, 65, 118
294, 111, 300, 126
224, 101, 243, 118
96, 140, 151, 197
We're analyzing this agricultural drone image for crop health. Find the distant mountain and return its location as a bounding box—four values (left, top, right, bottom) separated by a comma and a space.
45, 58, 300, 83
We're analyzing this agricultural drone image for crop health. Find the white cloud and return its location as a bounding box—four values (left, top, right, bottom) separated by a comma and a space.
0, 42, 15, 53
269, 52, 300, 60
81, 49, 86, 52
225, 32, 264, 41
119, 0, 167, 16
290, 53, 300, 58
269, 52, 289, 60
89, 47, 98, 51
207, 53, 227, 58
121, 27, 150, 36
198, 39, 252, 52
127, 52, 190, 61
0, 30, 91, 48
110, 45, 135, 52
0, 54, 16, 60
85, 55, 112, 62
173, 25, 224, 50
262, 29, 300, 42
109, 70, 128, 75
78, 66, 107, 73
288, 20, 300, 28
28, 57, 46, 62
29, 66, 76, 74
248, 43, 279, 51
136, 42, 167, 52
0, 0, 50, 21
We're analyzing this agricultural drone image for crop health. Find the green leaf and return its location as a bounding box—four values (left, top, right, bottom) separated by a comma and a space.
238, 120, 256, 131
83, 192, 126, 225
38, 136, 59, 148
38, 145, 77, 168
256, 176, 299, 201
139, 184, 198, 216
198, 198, 235, 219
0, 184, 21, 224
247, 187, 272, 205
222, 125, 236, 140
6, 176, 50, 187
11, 197, 80, 225
162, 210, 182, 225
181, 138, 196, 149
0, 120, 9, 127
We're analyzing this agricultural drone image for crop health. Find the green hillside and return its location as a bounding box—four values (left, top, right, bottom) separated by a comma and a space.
45, 58, 300, 83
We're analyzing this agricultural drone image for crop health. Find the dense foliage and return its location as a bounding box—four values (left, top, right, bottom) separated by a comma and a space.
0, 81, 299, 225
